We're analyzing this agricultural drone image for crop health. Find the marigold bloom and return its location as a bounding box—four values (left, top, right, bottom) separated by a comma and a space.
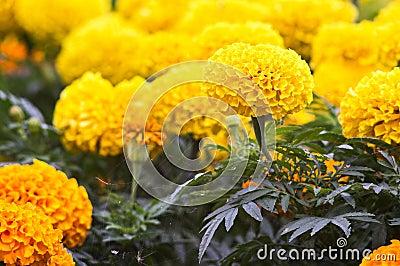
173, 0, 272, 34
14, 0, 110, 43
264, 0, 358, 61
311, 21, 380, 69
116, 0, 188, 32
53, 72, 146, 156
56, 14, 141, 84
0, 0, 19, 33
195, 22, 284, 59
339, 67, 400, 144
360, 239, 400, 265
203, 43, 314, 119
313, 60, 378, 107
0, 34, 27, 74
134, 32, 198, 78
376, 23, 400, 69
0, 201, 74, 265
0, 159, 93, 249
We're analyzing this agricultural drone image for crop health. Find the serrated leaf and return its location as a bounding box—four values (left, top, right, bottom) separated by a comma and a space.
341, 192, 355, 208
293, 127, 325, 144
310, 219, 331, 236
280, 194, 290, 213
331, 218, 351, 237
198, 215, 225, 262
337, 144, 353, 150
378, 150, 396, 169
256, 197, 277, 212
282, 217, 320, 235
340, 171, 365, 177
389, 218, 400, 226
242, 202, 263, 221
224, 208, 238, 232
276, 126, 301, 136
289, 222, 315, 242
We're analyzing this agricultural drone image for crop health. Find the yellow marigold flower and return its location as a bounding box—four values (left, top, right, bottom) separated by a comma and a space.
377, 23, 400, 69
116, 0, 188, 32
311, 21, 380, 69
134, 32, 198, 78
14, 0, 110, 43
56, 14, 141, 85
264, 0, 358, 61
360, 239, 400, 265
0, 0, 19, 34
339, 67, 400, 144
0, 201, 74, 265
173, 0, 272, 35
203, 43, 314, 119
374, 0, 400, 24
0, 34, 27, 74
53, 72, 146, 156
195, 21, 284, 59
313, 60, 379, 107
0, 159, 93, 249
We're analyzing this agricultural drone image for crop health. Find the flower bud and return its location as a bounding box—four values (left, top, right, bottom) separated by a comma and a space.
8, 105, 25, 122
27, 117, 42, 133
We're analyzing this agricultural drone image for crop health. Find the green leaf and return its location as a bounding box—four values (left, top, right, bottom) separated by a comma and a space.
198, 213, 225, 262
310, 219, 331, 236
242, 202, 263, 221
292, 127, 325, 144
280, 194, 290, 213
224, 208, 238, 232
331, 217, 351, 237
341, 192, 355, 208
256, 197, 277, 212
275, 126, 301, 136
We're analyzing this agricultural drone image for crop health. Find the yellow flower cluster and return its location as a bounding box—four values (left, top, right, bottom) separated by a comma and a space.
0, 160, 92, 249
56, 14, 141, 85
14, 0, 110, 43
311, 21, 397, 106
173, 0, 272, 35
360, 239, 400, 265
53, 72, 146, 156
0, 0, 19, 34
195, 22, 284, 59
134, 32, 198, 78
312, 21, 379, 68
339, 67, 400, 145
264, 0, 358, 61
116, 0, 188, 33
203, 43, 314, 119
0, 201, 74, 265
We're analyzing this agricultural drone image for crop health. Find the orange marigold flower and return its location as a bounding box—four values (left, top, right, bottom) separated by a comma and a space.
360, 239, 400, 265
0, 201, 74, 265
0, 159, 92, 249
0, 35, 27, 74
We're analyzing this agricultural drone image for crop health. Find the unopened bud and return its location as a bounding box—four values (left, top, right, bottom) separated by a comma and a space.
27, 117, 41, 133
9, 105, 25, 122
